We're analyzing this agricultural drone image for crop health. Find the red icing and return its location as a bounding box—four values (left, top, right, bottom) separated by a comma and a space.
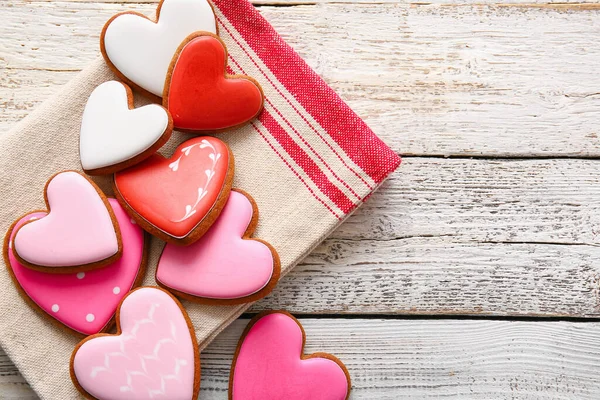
165, 34, 264, 131
114, 137, 230, 239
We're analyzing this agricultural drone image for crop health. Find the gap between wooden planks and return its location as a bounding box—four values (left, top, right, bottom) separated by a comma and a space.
2, 1, 600, 156
4, 318, 600, 399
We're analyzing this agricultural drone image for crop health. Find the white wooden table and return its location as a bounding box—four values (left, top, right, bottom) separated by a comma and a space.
2, 0, 600, 398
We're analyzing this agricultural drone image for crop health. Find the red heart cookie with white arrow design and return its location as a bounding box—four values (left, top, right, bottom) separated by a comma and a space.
164, 33, 264, 131
156, 190, 280, 305
4, 199, 147, 336
114, 137, 234, 245
71, 287, 200, 400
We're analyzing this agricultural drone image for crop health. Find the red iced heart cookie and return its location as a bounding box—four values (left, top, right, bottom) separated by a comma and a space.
163, 33, 264, 131
114, 136, 234, 245
156, 189, 280, 305
4, 199, 146, 336
230, 311, 351, 400
71, 287, 200, 400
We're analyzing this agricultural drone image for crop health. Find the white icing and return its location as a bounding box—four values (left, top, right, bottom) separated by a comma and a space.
79, 81, 170, 171
168, 139, 221, 222
86, 314, 95, 322
103, 0, 217, 96
52, 304, 59, 313
113, 287, 121, 295
77, 272, 86, 280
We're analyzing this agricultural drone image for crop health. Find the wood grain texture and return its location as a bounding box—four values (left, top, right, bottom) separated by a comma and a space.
249, 158, 600, 317
257, 237, 600, 316
2, 1, 600, 156
5, 318, 600, 399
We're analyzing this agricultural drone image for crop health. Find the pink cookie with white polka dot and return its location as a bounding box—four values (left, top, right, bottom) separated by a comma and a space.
3, 199, 147, 336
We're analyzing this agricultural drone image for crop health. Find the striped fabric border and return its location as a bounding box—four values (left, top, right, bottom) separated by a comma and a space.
212, 0, 401, 218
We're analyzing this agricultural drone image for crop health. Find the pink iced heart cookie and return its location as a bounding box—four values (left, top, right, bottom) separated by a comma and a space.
4, 199, 146, 336
156, 190, 280, 305
71, 287, 200, 400
230, 311, 351, 400
12, 171, 122, 272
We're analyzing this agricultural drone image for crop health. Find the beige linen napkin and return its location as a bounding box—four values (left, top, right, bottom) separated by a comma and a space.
0, 0, 400, 398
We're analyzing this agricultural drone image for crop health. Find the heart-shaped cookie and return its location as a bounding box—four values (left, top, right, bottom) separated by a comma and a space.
12, 171, 122, 272
156, 190, 280, 304
71, 287, 200, 400
230, 311, 351, 400
114, 137, 234, 245
101, 0, 217, 97
4, 199, 146, 336
80, 81, 173, 175
164, 33, 264, 131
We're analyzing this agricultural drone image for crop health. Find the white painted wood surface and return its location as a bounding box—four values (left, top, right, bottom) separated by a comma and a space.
5, 319, 600, 399
3, 1, 600, 156
2, 0, 600, 398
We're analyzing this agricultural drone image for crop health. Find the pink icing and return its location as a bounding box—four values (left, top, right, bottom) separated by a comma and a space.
13, 171, 119, 267
72, 287, 197, 400
231, 313, 349, 400
7, 199, 144, 335
156, 191, 274, 299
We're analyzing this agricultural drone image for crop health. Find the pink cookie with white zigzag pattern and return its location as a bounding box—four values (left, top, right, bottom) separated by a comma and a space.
70, 287, 200, 400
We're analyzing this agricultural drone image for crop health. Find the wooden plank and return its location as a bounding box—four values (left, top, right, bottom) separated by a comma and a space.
332, 158, 600, 244
246, 158, 600, 317
0, 350, 34, 400
5, 318, 600, 399
3, 2, 600, 157
256, 238, 600, 317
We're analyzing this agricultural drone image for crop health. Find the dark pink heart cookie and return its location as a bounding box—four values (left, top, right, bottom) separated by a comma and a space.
230, 311, 351, 400
4, 199, 146, 335
156, 190, 280, 304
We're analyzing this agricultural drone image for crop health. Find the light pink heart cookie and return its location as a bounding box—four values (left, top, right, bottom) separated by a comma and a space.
156, 190, 280, 305
71, 287, 200, 400
230, 311, 351, 400
12, 171, 122, 272
4, 199, 146, 336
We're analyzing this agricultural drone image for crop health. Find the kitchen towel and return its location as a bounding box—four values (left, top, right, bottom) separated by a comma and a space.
0, 0, 401, 398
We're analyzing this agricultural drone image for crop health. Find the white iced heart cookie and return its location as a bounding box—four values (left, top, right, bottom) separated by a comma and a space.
101, 0, 217, 97
79, 81, 172, 175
